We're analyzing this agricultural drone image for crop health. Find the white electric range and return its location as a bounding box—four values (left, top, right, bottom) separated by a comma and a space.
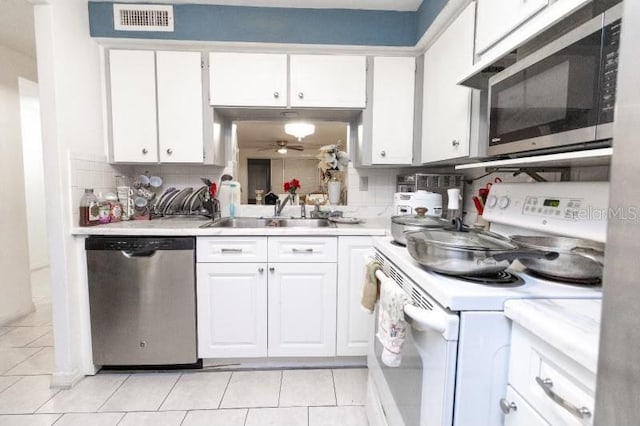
366, 182, 607, 426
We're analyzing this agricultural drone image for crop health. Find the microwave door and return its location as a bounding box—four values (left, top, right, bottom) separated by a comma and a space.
488, 28, 603, 156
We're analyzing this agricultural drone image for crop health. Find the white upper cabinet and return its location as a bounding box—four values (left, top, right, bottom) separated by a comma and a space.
109, 50, 158, 163
209, 52, 288, 107
109, 49, 205, 163
370, 56, 415, 165
421, 3, 476, 163
289, 54, 367, 108
157, 51, 204, 163
475, 0, 549, 55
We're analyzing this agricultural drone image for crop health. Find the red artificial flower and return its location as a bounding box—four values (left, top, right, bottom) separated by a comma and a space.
284, 179, 300, 194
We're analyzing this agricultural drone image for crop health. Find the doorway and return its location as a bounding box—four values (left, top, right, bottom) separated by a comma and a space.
247, 159, 271, 204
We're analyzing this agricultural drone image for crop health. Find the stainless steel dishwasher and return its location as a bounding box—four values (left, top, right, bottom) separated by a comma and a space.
86, 236, 199, 367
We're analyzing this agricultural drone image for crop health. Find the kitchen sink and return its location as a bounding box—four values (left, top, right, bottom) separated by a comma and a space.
200, 217, 336, 228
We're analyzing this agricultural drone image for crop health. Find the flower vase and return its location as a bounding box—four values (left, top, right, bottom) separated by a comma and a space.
327, 178, 341, 205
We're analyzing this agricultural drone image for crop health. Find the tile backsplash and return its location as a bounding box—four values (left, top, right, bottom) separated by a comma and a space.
69, 153, 133, 226
69, 155, 611, 224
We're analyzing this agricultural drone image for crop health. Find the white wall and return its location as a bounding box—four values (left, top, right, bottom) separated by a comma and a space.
0, 44, 37, 325
34, 0, 108, 387
19, 78, 49, 270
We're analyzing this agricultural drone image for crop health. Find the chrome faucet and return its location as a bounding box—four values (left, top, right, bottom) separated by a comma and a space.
274, 195, 293, 217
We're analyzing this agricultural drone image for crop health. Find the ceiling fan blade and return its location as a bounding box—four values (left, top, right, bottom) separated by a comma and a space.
289, 146, 305, 151
257, 146, 276, 151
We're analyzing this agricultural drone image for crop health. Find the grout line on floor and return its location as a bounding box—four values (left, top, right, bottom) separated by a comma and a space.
330, 369, 338, 406
277, 370, 284, 407
97, 374, 132, 412
30, 374, 60, 414
3, 347, 48, 376
217, 371, 233, 409
157, 372, 182, 411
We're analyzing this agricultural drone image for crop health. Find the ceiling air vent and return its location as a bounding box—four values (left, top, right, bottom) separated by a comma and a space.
113, 4, 174, 32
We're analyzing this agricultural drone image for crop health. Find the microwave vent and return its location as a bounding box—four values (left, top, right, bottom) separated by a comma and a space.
113, 4, 174, 32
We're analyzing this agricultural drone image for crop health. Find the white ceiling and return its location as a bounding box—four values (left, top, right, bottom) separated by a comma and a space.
0, 0, 35, 57
92, 0, 424, 12
237, 121, 349, 158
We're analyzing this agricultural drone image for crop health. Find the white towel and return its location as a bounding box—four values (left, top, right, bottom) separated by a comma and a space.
376, 271, 410, 367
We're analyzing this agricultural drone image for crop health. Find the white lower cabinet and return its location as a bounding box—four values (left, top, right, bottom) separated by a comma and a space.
337, 236, 374, 356
196, 262, 267, 358
503, 385, 550, 426
196, 236, 343, 359
267, 262, 337, 357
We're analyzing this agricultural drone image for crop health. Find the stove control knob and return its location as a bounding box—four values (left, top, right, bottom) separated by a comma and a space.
486, 195, 498, 208
498, 196, 510, 209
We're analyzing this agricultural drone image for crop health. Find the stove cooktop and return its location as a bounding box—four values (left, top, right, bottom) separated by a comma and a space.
374, 236, 603, 312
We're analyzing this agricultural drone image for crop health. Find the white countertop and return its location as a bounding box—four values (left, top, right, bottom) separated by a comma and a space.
504, 299, 602, 374
71, 216, 389, 236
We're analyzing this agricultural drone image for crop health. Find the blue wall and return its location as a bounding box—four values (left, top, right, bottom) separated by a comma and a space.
88, 2, 446, 47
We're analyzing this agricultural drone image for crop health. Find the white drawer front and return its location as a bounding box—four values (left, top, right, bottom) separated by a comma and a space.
509, 326, 595, 426
503, 385, 550, 426
268, 237, 337, 263
197, 237, 268, 262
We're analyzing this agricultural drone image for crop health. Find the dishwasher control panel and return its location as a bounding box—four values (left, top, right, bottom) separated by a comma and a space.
85, 236, 195, 251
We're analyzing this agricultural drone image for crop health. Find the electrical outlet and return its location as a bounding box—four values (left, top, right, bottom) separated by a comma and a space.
359, 176, 369, 191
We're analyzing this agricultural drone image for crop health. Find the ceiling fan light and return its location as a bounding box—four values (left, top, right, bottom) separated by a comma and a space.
277, 147, 288, 154
284, 122, 315, 141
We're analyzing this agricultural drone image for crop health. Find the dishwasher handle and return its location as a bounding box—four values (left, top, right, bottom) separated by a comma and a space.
121, 250, 157, 258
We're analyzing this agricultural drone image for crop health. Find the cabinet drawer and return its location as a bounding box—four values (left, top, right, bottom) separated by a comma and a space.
509, 326, 595, 425
268, 237, 337, 263
197, 237, 268, 262
503, 385, 550, 426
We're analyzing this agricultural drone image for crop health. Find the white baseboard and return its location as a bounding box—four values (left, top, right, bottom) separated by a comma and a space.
51, 369, 86, 389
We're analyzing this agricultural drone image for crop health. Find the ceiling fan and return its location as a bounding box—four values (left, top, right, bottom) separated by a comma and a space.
258, 140, 304, 153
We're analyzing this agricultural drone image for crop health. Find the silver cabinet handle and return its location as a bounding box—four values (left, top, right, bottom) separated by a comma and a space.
452, 140, 460, 147
166, 148, 173, 155
269, 267, 275, 272
535, 376, 592, 419
258, 267, 264, 273
499, 398, 517, 414
221, 248, 243, 253
298, 92, 304, 99
273, 91, 280, 99
142, 148, 148, 155
380, 151, 386, 157
292, 248, 313, 253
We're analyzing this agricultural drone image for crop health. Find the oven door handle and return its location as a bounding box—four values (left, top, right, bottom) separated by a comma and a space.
404, 304, 459, 341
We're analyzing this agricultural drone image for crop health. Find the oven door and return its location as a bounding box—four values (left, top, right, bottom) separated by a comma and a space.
367, 274, 459, 426
488, 17, 605, 156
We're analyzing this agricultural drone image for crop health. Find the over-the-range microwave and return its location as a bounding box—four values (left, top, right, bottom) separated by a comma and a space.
487, 5, 621, 157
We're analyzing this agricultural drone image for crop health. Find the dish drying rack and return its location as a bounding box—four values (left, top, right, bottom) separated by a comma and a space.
150, 186, 220, 220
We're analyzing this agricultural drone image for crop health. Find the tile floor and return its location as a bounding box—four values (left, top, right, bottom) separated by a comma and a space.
0, 268, 370, 425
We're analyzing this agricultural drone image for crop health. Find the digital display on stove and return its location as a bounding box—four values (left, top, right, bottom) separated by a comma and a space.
543, 199, 560, 207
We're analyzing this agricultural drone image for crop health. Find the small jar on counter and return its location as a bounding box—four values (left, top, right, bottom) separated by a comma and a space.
105, 193, 122, 223
79, 188, 99, 227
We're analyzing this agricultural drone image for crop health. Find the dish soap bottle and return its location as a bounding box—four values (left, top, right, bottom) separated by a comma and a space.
79, 188, 99, 226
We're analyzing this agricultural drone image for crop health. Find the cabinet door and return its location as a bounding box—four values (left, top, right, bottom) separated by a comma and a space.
421, 3, 475, 163
371, 57, 415, 165
337, 237, 374, 356
503, 385, 551, 426
196, 263, 267, 358
290, 55, 367, 108
157, 51, 204, 163
109, 50, 158, 162
209, 52, 287, 107
475, 0, 548, 54
268, 262, 337, 357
